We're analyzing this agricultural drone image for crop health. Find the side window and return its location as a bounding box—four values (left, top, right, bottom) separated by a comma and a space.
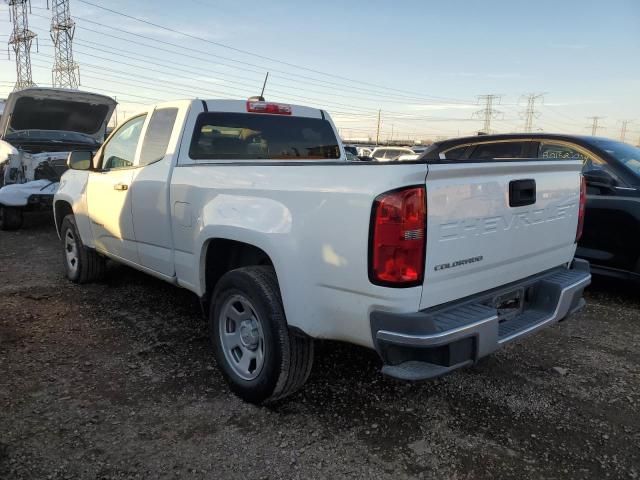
538, 142, 590, 162
538, 141, 621, 186
372, 149, 386, 159
102, 115, 147, 170
443, 145, 468, 160
139, 108, 178, 167
386, 149, 402, 160
470, 142, 527, 160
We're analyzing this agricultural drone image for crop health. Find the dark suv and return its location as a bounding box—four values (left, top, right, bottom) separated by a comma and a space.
421, 134, 640, 282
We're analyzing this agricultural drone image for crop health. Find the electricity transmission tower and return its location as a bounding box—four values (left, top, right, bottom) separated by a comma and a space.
49, 0, 80, 88
6, 0, 37, 90
619, 120, 633, 142
521, 93, 545, 132
473, 94, 502, 133
587, 116, 605, 136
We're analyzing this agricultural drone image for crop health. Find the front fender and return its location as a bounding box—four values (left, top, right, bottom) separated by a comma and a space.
54, 170, 94, 247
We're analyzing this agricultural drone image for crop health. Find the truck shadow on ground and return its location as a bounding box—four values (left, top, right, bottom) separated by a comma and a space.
585, 275, 640, 309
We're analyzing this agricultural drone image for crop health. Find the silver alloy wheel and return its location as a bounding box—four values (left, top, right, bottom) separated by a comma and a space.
64, 228, 79, 276
219, 294, 265, 381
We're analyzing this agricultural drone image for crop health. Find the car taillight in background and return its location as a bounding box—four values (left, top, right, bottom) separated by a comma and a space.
576, 175, 586, 242
369, 186, 426, 287
246, 100, 292, 115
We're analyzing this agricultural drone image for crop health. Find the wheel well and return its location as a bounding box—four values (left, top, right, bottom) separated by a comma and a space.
203, 239, 274, 308
54, 201, 73, 235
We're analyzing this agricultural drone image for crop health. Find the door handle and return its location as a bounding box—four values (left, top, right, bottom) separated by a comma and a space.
113, 183, 129, 191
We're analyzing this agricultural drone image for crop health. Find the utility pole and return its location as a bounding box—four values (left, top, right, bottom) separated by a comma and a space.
587, 116, 605, 136
619, 120, 632, 142
6, 0, 37, 90
521, 93, 545, 132
375, 109, 381, 146
49, 0, 80, 88
473, 94, 502, 134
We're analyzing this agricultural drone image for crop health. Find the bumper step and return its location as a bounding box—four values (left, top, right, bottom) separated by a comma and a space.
372, 261, 591, 381
381, 360, 472, 381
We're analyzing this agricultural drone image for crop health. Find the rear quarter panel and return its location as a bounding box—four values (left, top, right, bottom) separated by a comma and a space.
170, 163, 428, 348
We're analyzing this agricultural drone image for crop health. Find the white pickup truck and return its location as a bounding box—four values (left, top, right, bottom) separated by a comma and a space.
54, 98, 591, 403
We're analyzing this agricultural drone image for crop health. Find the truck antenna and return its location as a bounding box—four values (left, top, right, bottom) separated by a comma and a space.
260, 72, 269, 99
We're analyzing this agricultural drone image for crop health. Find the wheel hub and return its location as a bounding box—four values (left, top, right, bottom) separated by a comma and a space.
64, 229, 79, 275
239, 319, 260, 349
218, 294, 266, 381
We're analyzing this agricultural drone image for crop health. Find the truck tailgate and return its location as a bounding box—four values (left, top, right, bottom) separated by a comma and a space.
421, 160, 582, 310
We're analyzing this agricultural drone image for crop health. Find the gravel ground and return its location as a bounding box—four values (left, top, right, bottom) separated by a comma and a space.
1, 215, 639, 480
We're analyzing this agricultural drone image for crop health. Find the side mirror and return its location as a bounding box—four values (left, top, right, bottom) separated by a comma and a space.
67, 151, 93, 171
583, 168, 616, 190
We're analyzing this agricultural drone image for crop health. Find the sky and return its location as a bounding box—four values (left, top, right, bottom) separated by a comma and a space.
0, 0, 639, 142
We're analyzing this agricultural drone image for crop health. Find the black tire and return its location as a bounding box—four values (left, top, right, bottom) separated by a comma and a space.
60, 214, 106, 283
210, 266, 314, 404
0, 205, 24, 231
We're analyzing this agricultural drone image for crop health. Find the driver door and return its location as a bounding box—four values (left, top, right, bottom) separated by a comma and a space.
86, 114, 147, 263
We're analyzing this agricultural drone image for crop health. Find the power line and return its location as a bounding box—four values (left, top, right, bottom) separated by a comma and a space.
473, 94, 502, 133
25, 10, 482, 114
73, 0, 473, 106
32, 35, 477, 123
586, 116, 605, 136
6, 0, 37, 90
49, 0, 79, 88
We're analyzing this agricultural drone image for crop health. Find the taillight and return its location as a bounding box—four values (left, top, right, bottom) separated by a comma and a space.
369, 186, 426, 287
576, 175, 586, 242
246, 100, 292, 115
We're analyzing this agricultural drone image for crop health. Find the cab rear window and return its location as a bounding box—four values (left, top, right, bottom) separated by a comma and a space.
189, 112, 340, 160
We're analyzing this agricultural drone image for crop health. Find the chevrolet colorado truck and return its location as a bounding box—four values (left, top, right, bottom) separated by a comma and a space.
54, 98, 591, 403
0, 88, 116, 230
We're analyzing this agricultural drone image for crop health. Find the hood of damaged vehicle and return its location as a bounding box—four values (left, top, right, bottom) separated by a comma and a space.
0, 88, 117, 144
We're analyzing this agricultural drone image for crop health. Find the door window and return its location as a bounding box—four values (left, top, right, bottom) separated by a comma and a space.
102, 115, 147, 170
538, 141, 611, 170
538, 142, 591, 162
442, 145, 468, 160
469, 141, 528, 160
372, 149, 387, 159
139, 108, 178, 167
538, 140, 623, 189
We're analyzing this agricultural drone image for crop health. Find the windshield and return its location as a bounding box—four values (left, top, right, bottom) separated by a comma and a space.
4, 130, 99, 145
591, 139, 640, 180
8, 97, 111, 136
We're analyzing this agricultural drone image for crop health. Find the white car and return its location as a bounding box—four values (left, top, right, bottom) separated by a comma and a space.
55, 97, 590, 403
0, 88, 116, 230
357, 146, 373, 157
370, 146, 416, 161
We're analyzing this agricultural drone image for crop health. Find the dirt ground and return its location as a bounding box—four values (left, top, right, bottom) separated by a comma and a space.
1, 214, 639, 480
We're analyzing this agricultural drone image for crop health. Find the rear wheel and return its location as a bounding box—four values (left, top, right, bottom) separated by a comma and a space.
60, 214, 105, 283
210, 266, 314, 404
0, 205, 24, 231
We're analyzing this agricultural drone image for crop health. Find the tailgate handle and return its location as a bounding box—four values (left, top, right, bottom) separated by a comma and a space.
509, 179, 536, 207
